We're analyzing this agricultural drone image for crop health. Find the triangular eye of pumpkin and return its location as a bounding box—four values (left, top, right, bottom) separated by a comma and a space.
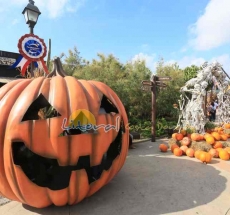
22, 94, 61, 122
99, 95, 118, 114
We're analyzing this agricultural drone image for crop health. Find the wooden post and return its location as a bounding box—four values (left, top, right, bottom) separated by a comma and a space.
46, 38, 51, 69
151, 76, 157, 142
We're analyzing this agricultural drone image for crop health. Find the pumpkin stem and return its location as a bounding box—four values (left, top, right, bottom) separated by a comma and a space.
46, 57, 67, 78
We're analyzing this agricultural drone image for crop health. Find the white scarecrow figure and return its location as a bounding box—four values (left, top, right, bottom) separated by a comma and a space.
180, 83, 207, 133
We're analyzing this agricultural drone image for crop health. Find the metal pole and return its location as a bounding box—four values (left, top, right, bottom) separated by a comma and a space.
151, 76, 157, 142
30, 26, 34, 77
30, 26, 33, 34
221, 67, 230, 80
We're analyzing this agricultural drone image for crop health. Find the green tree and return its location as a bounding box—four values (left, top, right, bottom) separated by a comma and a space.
155, 58, 185, 119
183, 65, 200, 82
62, 46, 84, 76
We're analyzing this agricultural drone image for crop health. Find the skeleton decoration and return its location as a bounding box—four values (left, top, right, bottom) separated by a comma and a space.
176, 61, 229, 133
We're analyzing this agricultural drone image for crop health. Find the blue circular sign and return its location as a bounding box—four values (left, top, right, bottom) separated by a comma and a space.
24, 40, 43, 57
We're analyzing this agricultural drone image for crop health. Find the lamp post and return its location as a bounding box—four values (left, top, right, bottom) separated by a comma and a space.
22, 0, 41, 76
22, 0, 41, 35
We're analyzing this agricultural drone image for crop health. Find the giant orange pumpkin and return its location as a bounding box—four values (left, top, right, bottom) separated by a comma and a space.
0, 58, 129, 208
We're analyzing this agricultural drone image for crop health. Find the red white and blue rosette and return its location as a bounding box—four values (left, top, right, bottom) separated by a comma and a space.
11, 34, 49, 76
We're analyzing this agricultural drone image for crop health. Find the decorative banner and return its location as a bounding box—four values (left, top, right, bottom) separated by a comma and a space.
11, 34, 49, 76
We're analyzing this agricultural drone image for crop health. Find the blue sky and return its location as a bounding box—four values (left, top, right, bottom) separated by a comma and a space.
1, 0, 230, 73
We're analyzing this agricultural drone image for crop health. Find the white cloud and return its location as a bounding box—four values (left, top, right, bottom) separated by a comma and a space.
131, 53, 230, 75
210, 54, 230, 73
131, 52, 157, 72
188, 0, 230, 50
0, 0, 86, 19
172, 56, 206, 69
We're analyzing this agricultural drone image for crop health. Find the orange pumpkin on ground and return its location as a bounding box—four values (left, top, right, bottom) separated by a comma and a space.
171, 144, 179, 153
0, 58, 129, 208
181, 137, 191, 146
172, 133, 177, 139
211, 132, 221, 141
219, 150, 230, 160
180, 146, 188, 155
206, 136, 215, 145
209, 149, 219, 158
213, 142, 223, 149
173, 148, 183, 156
186, 148, 194, 157
220, 134, 228, 141
199, 152, 212, 164
191, 133, 200, 141
159, 144, 168, 152
176, 133, 184, 141
225, 124, 230, 129
195, 150, 202, 159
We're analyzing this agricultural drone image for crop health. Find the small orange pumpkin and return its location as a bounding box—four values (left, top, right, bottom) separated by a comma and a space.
211, 132, 221, 141
171, 144, 179, 153
213, 142, 223, 149
195, 150, 202, 159
186, 148, 194, 157
220, 134, 228, 141
219, 150, 230, 160
206, 136, 215, 145
172, 133, 177, 139
181, 137, 191, 146
199, 152, 212, 164
176, 133, 184, 141
225, 124, 230, 129
191, 133, 200, 141
159, 144, 168, 152
209, 149, 219, 158
180, 145, 188, 155
173, 148, 183, 156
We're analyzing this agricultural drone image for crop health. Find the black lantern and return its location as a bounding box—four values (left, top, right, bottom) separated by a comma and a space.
22, 0, 41, 34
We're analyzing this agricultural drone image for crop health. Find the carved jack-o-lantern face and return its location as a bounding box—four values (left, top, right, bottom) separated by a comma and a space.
0, 58, 129, 208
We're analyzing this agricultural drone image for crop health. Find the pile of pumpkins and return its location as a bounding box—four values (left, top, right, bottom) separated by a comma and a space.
159, 124, 230, 164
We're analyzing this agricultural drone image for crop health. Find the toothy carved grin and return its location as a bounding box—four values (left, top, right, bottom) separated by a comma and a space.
12, 128, 123, 190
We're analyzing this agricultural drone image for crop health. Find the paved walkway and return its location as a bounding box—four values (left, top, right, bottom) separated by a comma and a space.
1, 139, 230, 215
